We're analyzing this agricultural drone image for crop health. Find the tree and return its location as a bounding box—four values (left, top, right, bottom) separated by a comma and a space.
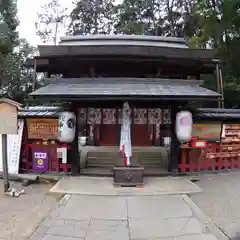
0, 38, 38, 103
0, 0, 19, 52
7, 39, 38, 102
186, 0, 240, 108
115, 0, 178, 36
35, 0, 68, 44
0, 0, 19, 90
0, 1, 38, 102
68, 0, 115, 35
114, 0, 193, 37
159, 0, 185, 37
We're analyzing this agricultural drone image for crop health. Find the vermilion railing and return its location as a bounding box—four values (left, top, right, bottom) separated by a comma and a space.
179, 142, 240, 173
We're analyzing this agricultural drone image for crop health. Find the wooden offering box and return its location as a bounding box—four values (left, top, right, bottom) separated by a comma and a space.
113, 166, 144, 187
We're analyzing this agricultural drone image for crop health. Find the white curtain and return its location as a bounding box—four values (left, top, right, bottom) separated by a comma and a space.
119, 102, 132, 166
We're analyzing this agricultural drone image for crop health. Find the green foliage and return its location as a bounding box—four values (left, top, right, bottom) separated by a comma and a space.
185, 0, 240, 107
68, 0, 115, 35
0, 0, 19, 94
114, 0, 157, 35
0, 0, 19, 52
0, 38, 38, 102
0, 1, 37, 103
35, 0, 67, 44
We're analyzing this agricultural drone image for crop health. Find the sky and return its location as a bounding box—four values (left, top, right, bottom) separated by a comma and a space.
17, 0, 72, 46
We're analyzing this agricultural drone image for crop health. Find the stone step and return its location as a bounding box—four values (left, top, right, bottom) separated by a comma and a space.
87, 151, 163, 158
85, 147, 169, 169
87, 151, 122, 158
86, 163, 116, 168
80, 167, 170, 177
86, 158, 168, 168
87, 161, 164, 167
87, 156, 164, 162
87, 157, 123, 165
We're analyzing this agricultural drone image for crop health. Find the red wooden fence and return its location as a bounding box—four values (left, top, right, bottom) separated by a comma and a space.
179, 124, 240, 173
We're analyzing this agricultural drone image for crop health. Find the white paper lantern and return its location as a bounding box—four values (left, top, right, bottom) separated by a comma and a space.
175, 110, 193, 142
59, 112, 76, 143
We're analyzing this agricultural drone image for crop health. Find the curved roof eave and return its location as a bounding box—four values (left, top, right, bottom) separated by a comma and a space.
60, 34, 187, 44
37, 44, 217, 61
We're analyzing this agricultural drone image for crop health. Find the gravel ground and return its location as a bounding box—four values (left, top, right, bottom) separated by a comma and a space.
0, 179, 60, 240
190, 171, 240, 239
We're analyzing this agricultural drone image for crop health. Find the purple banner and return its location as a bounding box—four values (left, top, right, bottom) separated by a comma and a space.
32, 149, 49, 172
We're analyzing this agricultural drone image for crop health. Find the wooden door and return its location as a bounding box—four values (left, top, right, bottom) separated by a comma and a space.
100, 124, 118, 146
99, 108, 118, 146
132, 108, 152, 146
132, 124, 152, 146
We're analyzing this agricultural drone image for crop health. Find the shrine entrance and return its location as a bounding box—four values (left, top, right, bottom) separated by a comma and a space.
78, 105, 173, 174
79, 107, 172, 147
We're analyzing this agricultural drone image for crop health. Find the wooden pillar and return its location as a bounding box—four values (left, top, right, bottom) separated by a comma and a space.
216, 63, 224, 108
32, 58, 37, 91
169, 103, 180, 174
69, 103, 80, 175
219, 68, 224, 108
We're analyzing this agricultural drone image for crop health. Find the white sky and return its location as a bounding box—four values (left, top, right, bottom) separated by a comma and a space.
17, 0, 72, 46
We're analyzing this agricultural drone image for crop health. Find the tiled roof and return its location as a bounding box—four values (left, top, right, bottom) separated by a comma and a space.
18, 106, 62, 117
194, 108, 240, 120
29, 78, 219, 99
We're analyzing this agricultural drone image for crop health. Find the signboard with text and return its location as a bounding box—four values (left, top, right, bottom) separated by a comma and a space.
27, 118, 58, 140
0, 102, 18, 134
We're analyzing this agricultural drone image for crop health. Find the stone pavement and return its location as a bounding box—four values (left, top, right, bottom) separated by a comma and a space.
190, 171, 240, 239
0, 180, 58, 240
30, 194, 222, 240
49, 176, 202, 196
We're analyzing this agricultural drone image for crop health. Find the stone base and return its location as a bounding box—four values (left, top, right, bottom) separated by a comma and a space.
113, 166, 144, 187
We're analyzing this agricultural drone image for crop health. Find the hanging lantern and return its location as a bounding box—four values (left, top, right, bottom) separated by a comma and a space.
58, 112, 76, 143
175, 110, 193, 143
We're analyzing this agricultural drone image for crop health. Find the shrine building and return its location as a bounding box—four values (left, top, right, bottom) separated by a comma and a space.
27, 35, 222, 175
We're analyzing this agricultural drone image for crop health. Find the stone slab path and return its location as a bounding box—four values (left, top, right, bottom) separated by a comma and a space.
0, 180, 58, 240
30, 194, 221, 240
191, 171, 240, 239
49, 176, 202, 196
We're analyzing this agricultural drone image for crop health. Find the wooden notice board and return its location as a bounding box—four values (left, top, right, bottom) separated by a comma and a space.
0, 102, 18, 134
27, 118, 59, 140
192, 123, 222, 141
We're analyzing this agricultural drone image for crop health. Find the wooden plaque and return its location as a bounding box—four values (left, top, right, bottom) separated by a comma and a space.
192, 123, 222, 141
0, 102, 18, 134
27, 118, 59, 140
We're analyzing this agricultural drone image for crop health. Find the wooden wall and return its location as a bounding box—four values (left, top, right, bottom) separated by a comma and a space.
77, 102, 172, 147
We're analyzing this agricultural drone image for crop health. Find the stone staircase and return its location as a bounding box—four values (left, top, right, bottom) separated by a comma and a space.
83, 147, 169, 171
